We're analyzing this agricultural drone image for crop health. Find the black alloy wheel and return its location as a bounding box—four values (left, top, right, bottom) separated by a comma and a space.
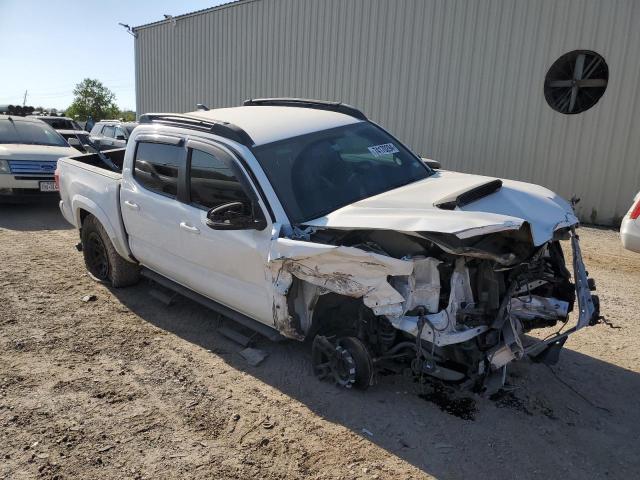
85, 231, 110, 280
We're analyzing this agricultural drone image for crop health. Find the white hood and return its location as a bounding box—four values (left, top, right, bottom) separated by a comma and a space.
0, 144, 78, 161
303, 170, 578, 246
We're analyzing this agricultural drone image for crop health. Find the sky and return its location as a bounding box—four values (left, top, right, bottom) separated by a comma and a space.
0, 0, 226, 111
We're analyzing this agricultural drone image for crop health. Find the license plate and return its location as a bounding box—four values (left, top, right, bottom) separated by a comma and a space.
39, 181, 58, 192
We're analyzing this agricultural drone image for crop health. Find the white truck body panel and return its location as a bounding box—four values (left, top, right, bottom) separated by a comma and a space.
58, 159, 132, 260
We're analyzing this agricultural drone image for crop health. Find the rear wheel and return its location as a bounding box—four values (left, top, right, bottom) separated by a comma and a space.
81, 214, 139, 287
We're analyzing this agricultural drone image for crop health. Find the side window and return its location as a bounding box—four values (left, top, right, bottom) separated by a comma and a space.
102, 125, 115, 138
115, 127, 127, 139
134, 142, 184, 198
90, 124, 103, 135
188, 148, 251, 210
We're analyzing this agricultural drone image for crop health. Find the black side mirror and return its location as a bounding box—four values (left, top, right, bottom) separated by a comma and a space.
206, 201, 267, 231
421, 157, 441, 169
116, 134, 126, 141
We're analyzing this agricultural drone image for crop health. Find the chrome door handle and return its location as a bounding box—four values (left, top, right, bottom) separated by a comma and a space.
124, 200, 139, 210
179, 222, 200, 234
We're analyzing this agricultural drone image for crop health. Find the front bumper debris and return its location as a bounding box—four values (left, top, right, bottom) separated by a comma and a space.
525, 228, 599, 358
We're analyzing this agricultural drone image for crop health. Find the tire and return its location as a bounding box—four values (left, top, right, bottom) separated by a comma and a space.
338, 337, 374, 390
312, 335, 373, 390
81, 214, 139, 288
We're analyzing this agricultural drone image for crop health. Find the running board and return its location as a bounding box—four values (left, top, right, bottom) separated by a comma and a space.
140, 267, 285, 342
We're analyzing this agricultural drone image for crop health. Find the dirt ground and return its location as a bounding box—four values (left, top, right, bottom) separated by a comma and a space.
1, 202, 639, 480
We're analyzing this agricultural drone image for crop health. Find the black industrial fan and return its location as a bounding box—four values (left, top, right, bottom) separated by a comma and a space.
544, 50, 608, 114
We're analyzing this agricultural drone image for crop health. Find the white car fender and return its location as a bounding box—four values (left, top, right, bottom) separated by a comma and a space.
71, 194, 134, 261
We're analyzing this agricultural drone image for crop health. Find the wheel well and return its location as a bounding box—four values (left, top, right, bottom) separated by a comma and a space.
78, 208, 90, 226
308, 293, 363, 339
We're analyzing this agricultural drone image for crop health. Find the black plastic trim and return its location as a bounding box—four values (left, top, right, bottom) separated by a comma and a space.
14, 176, 55, 181
436, 179, 503, 210
243, 97, 368, 121
139, 114, 255, 147
140, 267, 284, 342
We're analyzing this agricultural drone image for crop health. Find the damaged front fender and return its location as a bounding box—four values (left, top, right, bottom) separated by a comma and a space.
269, 238, 413, 338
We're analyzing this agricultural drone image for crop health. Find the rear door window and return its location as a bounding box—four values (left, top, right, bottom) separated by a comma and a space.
134, 142, 185, 199
102, 126, 115, 138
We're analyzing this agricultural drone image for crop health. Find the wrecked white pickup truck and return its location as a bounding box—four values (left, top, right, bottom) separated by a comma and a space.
57, 98, 600, 391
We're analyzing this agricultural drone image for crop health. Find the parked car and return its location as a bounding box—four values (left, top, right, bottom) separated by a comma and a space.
0, 115, 78, 200
621, 191, 640, 253
57, 98, 600, 391
89, 120, 138, 150
31, 116, 92, 152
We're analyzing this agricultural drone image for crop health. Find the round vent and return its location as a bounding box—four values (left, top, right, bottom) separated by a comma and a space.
544, 50, 608, 114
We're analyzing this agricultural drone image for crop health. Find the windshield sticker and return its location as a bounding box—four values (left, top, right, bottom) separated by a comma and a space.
367, 143, 400, 157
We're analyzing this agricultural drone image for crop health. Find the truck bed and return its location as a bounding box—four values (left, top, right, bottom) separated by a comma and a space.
57, 147, 132, 261
63, 148, 126, 173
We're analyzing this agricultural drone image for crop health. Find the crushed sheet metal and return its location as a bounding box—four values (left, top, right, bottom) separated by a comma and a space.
526, 230, 596, 358
572, 229, 596, 328
393, 256, 441, 313
268, 238, 413, 336
389, 259, 489, 346
509, 295, 569, 322
302, 170, 579, 246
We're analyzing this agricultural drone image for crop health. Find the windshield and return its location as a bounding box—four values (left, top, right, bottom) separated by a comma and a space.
253, 122, 432, 222
0, 119, 69, 147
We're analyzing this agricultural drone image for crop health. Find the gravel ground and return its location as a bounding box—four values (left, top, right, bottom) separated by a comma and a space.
1, 202, 639, 480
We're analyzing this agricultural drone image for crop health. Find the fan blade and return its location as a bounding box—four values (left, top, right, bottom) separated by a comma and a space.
577, 78, 607, 88
548, 80, 573, 87
569, 85, 578, 112
574, 53, 585, 80
582, 56, 603, 80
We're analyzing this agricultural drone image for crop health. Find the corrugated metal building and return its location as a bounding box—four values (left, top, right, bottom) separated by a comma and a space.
133, 0, 640, 225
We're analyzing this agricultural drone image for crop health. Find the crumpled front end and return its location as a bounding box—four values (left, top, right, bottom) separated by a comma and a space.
268, 212, 599, 391
385, 227, 598, 386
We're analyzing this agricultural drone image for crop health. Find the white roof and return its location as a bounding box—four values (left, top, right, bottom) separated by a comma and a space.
185, 105, 362, 146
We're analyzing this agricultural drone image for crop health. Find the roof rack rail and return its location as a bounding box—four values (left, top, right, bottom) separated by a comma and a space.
139, 113, 254, 147
243, 97, 367, 121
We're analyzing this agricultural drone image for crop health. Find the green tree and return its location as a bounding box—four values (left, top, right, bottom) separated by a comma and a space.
65, 79, 119, 121
119, 110, 136, 122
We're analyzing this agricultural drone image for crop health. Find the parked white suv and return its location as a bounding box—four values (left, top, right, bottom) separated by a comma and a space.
89, 120, 138, 150
0, 115, 78, 200
57, 98, 600, 391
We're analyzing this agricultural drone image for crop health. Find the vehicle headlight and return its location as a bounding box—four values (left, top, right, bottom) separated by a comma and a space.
0, 159, 9, 174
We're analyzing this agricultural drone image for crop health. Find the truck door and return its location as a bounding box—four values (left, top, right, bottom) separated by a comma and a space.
175, 139, 274, 326
120, 135, 188, 277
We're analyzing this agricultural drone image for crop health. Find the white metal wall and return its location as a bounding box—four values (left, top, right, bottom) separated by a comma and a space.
134, 0, 640, 225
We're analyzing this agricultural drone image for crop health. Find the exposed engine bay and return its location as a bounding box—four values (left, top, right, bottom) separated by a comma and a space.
268, 223, 600, 392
